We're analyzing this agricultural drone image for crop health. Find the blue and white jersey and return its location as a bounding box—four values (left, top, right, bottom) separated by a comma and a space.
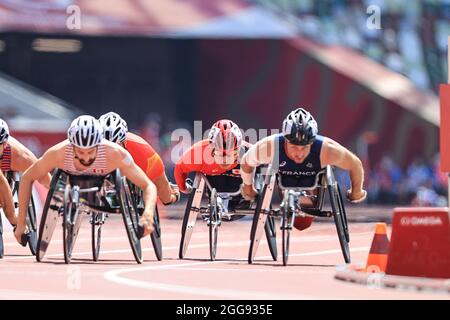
275, 134, 325, 188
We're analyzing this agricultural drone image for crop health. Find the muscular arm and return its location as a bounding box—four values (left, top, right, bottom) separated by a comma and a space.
0, 170, 16, 225
321, 138, 365, 195
153, 173, 177, 204
15, 149, 58, 242
11, 142, 51, 188
241, 136, 275, 186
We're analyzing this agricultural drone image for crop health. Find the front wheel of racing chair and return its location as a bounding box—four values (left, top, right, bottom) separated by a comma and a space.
37, 169, 67, 262
326, 167, 351, 263
91, 212, 105, 262
115, 170, 143, 264
63, 184, 82, 264
8, 172, 38, 255
209, 188, 220, 261
281, 190, 296, 266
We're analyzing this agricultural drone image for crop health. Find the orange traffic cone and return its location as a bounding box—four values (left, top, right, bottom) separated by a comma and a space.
365, 223, 390, 273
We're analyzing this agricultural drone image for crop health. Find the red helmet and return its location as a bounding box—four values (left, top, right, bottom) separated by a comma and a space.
208, 119, 242, 153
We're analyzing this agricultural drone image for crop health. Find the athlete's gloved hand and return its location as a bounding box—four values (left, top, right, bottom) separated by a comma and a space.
13, 224, 29, 246
346, 189, 367, 204
240, 183, 257, 201
183, 178, 194, 194
163, 182, 180, 205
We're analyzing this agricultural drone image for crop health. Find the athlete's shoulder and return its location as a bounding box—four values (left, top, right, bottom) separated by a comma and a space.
126, 132, 149, 145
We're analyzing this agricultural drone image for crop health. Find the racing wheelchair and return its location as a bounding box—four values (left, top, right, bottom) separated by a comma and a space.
248, 165, 350, 266
0, 172, 38, 258
36, 169, 161, 264
179, 171, 277, 261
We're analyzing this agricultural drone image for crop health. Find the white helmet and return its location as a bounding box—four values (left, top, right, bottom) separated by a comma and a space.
0, 118, 9, 144
99, 112, 128, 144
68, 115, 103, 149
208, 119, 242, 153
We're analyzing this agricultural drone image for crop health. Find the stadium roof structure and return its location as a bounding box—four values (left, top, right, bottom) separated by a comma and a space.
0, 71, 79, 132
0, 0, 296, 38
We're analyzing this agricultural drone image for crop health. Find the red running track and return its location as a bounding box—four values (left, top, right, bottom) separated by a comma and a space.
0, 215, 448, 300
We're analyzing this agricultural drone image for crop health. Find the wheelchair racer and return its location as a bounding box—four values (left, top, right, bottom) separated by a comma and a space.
0, 118, 51, 234
99, 112, 180, 205
240, 108, 367, 231
174, 120, 252, 220
14, 115, 157, 244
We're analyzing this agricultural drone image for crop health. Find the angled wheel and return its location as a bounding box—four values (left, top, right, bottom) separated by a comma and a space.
248, 183, 272, 264
26, 194, 38, 256
337, 184, 350, 242
328, 183, 351, 263
116, 170, 143, 264
179, 178, 204, 259
209, 189, 220, 261
37, 169, 66, 262
150, 205, 162, 261
91, 212, 103, 262
264, 215, 277, 261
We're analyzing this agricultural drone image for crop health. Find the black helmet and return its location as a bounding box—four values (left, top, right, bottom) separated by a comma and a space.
282, 108, 318, 145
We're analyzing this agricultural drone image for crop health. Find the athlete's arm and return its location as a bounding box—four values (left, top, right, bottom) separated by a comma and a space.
240, 136, 275, 200
153, 174, 179, 205
10, 137, 51, 188
320, 138, 366, 202
14, 147, 59, 243
0, 170, 16, 226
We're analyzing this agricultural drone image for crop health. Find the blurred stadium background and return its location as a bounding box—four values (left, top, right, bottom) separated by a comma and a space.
0, 0, 448, 208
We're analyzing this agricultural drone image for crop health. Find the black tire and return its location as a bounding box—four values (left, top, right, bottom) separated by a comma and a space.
150, 206, 162, 261
63, 185, 76, 264
248, 184, 268, 264
91, 212, 102, 262
281, 202, 293, 266
26, 195, 38, 256
0, 216, 3, 259
328, 184, 351, 263
264, 215, 277, 261
209, 189, 219, 261
336, 184, 350, 242
116, 171, 143, 264
37, 169, 65, 262
179, 187, 197, 259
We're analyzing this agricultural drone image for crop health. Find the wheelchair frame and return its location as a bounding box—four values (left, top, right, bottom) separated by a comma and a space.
248, 165, 350, 266
179, 172, 277, 261
36, 169, 145, 264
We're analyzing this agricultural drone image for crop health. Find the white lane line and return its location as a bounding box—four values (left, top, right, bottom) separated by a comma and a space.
103, 247, 369, 299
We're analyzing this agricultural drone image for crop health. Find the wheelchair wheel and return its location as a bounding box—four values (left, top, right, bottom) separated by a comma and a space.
209, 189, 220, 261
37, 169, 65, 262
328, 184, 351, 263
115, 171, 143, 264
281, 194, 294, 266
179, 186, 198, 259
264, 215, 277, 261
248, 184, 270, 264
0, 216, 3, 258
91, 212, 102, 262
337, 184, 350, 242
26, 194, 38, 256
150, 205, 162, 261
63, 185, 77, 264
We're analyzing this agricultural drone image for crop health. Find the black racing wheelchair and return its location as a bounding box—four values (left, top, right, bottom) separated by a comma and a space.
248, 165, 350, 266
179, 171, 277, 261
36, 169, 161, 264
0, 172, 38, 258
